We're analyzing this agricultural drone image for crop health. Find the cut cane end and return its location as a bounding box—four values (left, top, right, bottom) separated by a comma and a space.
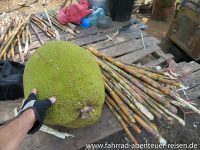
167, 117, 175, 124
180, 120, 186, 126
130, 118, 136, 123
166, 104, 178, 114
159, 137, 167, 145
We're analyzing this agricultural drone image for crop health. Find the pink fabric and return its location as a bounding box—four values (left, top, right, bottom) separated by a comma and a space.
56, 0, 92, 24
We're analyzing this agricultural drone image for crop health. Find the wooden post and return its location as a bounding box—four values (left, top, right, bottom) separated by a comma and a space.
151, 0, 176, 21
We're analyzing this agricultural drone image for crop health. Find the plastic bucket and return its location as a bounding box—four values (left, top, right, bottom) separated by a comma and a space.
110, 0, 135, 21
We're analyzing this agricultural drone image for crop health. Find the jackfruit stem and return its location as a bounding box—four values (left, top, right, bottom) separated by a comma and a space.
80, 106, 93, 119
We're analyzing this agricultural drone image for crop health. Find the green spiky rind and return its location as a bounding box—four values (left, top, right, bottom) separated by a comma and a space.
23, 41, 105, 128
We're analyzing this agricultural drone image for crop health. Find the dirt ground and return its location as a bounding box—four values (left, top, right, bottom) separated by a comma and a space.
134, 12, 171, 40
0, 0, 75, 14
141, 17, 170, 40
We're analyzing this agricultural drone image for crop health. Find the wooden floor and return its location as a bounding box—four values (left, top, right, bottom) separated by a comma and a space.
0, 12, 199, 150
26, 12, 174, 68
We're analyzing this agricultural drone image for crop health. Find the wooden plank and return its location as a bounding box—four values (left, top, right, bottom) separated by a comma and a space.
181, 70, 200, 89
144, 53, 174, 67
19, 105, 122, 150
72, 25, 139, 46
29, 38, 51, 50
88, 30, 148, 50
186, 85, 200, 100
116, 45, 160, 64
0, 100, 121, 150
31, 30, 67, 42
69, 21, 130, 40
100, 36, 160, 57
72, 33, 108, 46
176, 61, 200, 75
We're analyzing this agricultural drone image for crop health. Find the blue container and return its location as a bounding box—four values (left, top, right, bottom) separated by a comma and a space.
80, 18, 90, 28
80, 8, 105, 28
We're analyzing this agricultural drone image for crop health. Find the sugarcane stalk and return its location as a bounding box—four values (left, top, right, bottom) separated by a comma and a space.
108, 63, 163, 119
17, 34, 24, 63
10, 44, 15, 61
48, 15, 75, 35
22, 28, 25, 44
48, 12, 77, 35
105, 100, 138, 144
105, 82, 136, 123
103, 72, 153, 125
30, 16, 55, 38
127, 65, 181, 87
3, 50, 6, 60
117, 72, 172, 121
105, 69, 161, 118
105, 60, 178, 114
28, 26, 32, 43
30, 23, 44, 45
125, 63, 167, 76
30, 18, 51, 37
150, 97, 185, 126
134, 112, 166, 144
0, 19, 25, 59
0, 32, 8, 59
44, 8, 53, 30
106, 95, 141, 134
100, 51, 200, 115
87, 47, 179, 86
0, 23, 13, 45
0, 31, 10, 56
23, 24, 29, 56
98, 59, 154, 121
105, 81, 166, 144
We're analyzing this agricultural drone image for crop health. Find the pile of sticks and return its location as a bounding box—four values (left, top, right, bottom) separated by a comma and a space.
30, 14, 56, 39
0, 14, 32, 62
87, 48, 200, 144
45, 11, 79, 35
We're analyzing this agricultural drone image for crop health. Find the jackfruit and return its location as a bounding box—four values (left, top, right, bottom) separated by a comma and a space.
23, 41, 105, 128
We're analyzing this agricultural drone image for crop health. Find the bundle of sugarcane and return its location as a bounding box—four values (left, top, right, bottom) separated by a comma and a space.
39, 13, 74, 36
48, 11, 79, 34
0, 14, 32, 62
30, 14, 56, 38
86, 47, 200, 144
